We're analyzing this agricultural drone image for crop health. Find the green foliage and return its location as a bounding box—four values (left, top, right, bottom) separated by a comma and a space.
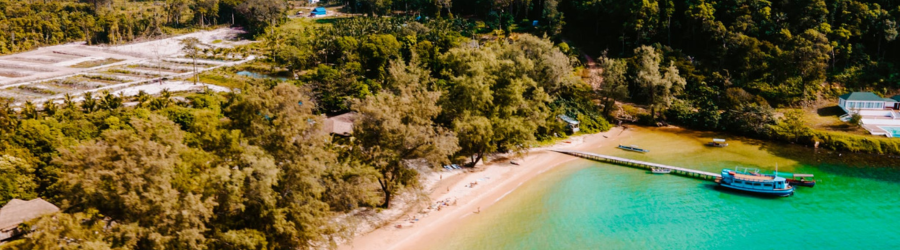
634, 45, 685, 120
850, 113, 863, 125
770, 110, 811, 143
18, 209, 110, 249
597, 56, 629, 117
438, 34, 588, 165
0, 0, 279, 54
0, 155, 37, 205
352, 59, 459, 208
811, 130, 900, 155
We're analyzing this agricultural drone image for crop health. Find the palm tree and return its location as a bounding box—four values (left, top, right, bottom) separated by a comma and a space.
136, 90, 151, 107
64, 93, 76, 110
23, 101, 39, 119
43, 100, 58, 116
82, 92, 97, 113
99, 90, 122, 111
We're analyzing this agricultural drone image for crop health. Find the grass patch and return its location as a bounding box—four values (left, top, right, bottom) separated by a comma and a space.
17, 85, 57, 95
797, 104, 870, 135
70, 58, 125, 68
199, 71, 247, 89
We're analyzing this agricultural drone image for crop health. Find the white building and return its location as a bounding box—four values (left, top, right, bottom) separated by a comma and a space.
838, 92, 900, 138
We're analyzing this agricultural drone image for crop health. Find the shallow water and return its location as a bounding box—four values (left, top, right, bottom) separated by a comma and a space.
429, 127, 900, 249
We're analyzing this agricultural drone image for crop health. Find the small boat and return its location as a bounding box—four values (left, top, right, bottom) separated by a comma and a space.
761, 170, 816, 188
707, 138, 728, 147
618, 145, 649, 153
651, 167, 671, 174
715, 167, 794, 197
784, 174, 816, 187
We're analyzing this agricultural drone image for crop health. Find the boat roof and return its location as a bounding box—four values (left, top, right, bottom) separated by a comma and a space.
713, 138, 726, 142
793, 174, 814, 178
731, 172, 786, 182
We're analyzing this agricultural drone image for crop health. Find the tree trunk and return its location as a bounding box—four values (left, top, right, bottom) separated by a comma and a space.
602, 96, 612, 117
473, 150, 485, 167
381, 187, 393, 208
193, 57, 197, 85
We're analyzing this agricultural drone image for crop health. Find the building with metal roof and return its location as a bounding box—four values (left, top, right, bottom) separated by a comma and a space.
839, 92, 888, 113
557, 114, 580, 133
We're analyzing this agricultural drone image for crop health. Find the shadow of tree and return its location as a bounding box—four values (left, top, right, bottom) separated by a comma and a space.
816, 106, 844, 117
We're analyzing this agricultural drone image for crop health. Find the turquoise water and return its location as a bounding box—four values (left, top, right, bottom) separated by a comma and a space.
881, 126, 900, 138
430, 127, 900, 249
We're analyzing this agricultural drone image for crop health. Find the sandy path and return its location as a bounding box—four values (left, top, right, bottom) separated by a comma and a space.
339, 127, 630, 250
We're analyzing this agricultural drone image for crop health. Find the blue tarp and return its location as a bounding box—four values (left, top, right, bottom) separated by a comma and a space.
312, 7, 327, 15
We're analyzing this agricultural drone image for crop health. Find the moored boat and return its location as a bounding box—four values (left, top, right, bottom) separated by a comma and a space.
651, 167, 671, 174
762, 173, 816, 187
715, 167, 794, 197
618, 145, 649, 153
706, 138, 728, 147
784, 174, 816, 187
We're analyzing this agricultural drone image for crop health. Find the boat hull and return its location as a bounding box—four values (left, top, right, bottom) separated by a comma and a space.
617, 146, 649, 153
786, 179, 816, 187
717, 183, 794, 197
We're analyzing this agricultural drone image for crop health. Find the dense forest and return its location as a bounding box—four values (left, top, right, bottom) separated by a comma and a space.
1, 0, 900, 249
0, 0, 285, 53
0, 14, 607, 250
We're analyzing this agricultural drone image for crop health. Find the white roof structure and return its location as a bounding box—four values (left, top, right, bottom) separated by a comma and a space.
557, 114, 579, 125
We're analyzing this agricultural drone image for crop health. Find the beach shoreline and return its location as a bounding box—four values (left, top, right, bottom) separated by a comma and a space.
338, 127, 630, 250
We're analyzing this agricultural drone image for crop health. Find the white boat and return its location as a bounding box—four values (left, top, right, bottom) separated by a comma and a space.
707, 138, 728, 147
651, 167, 671, 174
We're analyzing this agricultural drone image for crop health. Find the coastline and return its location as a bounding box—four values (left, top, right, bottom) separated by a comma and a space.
338, 127, 629, 250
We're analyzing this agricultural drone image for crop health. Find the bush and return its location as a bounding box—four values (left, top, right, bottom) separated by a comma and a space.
577, 113, 611, 134
850, 113, 862, 125
810, 130, 900, 155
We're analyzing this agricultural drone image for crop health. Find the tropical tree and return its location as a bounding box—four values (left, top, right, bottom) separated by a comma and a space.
634, 45, 685, 120
352, 59, 458, 208
81, 92, 97, 113
181, 37, 203, 85
597, 56, 629, 117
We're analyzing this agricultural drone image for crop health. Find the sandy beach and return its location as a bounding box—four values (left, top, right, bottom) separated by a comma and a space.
338, 127, 630, 250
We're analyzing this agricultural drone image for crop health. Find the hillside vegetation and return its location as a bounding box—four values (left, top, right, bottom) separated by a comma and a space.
0, 0, 284, 54
0, 0, 898, 249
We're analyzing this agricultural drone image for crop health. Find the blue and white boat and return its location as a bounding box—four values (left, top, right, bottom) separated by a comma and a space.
716, 167, 794, 197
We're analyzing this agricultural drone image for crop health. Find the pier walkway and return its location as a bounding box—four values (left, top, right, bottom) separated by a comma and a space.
552, 149, 721, 181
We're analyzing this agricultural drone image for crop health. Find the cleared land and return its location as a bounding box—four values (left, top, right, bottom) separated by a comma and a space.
0, 28, 252, 105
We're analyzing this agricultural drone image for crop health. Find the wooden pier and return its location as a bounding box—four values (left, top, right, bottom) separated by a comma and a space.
552, 149, 721, 181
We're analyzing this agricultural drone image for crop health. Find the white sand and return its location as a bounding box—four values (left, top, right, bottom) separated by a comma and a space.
338, 127, 629, 250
